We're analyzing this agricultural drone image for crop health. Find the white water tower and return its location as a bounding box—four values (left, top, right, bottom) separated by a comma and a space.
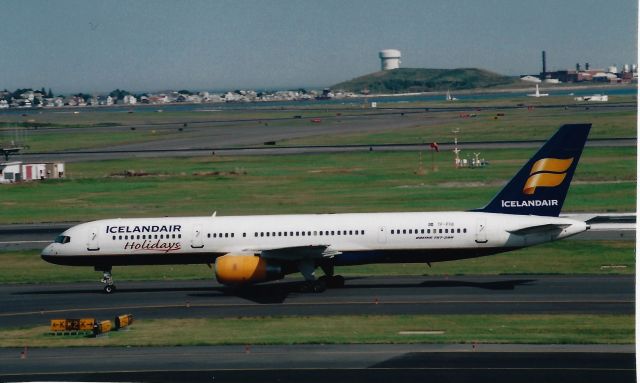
379, 49, 401, 70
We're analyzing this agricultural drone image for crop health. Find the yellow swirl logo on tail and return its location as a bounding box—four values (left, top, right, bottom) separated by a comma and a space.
523, 158, 574, 195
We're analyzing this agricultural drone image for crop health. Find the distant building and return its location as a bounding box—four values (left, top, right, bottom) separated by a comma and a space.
0, 161, 65, 184
122, 95, 137, 105
520, 75, 541, 83
379, 49, 401, 70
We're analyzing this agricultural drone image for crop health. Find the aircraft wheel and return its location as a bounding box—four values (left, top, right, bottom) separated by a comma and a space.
328, 275, 345, 288
312, 280, 327, 293
104, 285, 116, 294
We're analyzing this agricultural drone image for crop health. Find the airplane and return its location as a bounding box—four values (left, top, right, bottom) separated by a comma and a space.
42, 124, 591, 293
527, 84, 549, 97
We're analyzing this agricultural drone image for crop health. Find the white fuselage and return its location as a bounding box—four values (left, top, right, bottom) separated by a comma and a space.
41, 211, 587, 267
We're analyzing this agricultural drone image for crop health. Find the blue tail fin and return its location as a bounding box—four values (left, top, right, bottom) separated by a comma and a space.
478, 124, 591, 216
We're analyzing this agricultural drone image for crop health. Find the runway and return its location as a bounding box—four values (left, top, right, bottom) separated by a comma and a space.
0, 275, 633, 328
16, 137, 637, 163
6, 101, 636, 163
0, 344, 634, 383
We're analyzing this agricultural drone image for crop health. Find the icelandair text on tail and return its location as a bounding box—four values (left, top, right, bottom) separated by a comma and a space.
501, 199, 559, 208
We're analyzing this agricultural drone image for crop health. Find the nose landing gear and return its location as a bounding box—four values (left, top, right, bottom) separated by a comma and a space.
97, 267, 116, 293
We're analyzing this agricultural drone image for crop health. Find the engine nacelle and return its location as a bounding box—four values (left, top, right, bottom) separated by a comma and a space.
215, 254, 283, 285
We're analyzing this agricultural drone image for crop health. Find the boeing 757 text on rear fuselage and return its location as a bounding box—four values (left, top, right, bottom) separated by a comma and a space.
42, 124, 592, 293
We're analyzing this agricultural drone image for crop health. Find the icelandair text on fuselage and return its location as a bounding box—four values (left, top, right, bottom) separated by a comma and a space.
106, 225, 182, 234
501, 199, 558, 208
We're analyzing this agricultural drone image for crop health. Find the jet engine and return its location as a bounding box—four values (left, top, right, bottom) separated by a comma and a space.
214, 254, 283, 285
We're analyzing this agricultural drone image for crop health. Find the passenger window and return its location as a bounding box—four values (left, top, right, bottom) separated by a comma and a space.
178, 234, 182, 238
314, 231, 317, 236
349, 230, 353, 235
207, 234, 211, 238
302, 232, 305, 236
361, 230, 365, 235
421, 229, 424, 234
112, 236, 116, 240
402, 230, 406, 234
331, 231, 335, 235
260, 232, 264, 237
463, 228, 467, 233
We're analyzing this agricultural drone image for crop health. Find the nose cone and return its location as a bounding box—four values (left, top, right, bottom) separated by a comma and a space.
41, 243, 58, 263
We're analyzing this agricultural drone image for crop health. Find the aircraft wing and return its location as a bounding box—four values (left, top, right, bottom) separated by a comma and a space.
246, 245, 341, 260
506, 223, 571, 235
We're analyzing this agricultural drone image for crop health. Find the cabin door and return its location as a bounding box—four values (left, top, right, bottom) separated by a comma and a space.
87, 227, 100, 251
191, 225, 204, 248
377, 226, 387, 243
475, 218, 488, 244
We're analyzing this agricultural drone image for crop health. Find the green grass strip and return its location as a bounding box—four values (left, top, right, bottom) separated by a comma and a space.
0, 314, 632, 347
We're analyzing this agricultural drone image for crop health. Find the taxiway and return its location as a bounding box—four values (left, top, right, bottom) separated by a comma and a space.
0, 275, 633, 328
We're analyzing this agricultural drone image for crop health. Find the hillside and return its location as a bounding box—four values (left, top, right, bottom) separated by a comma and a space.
332, 68, 520, 94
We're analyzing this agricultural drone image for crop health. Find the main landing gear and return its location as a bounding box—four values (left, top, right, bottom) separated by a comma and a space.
297, 260, 345, 293
98, 267, 116, 293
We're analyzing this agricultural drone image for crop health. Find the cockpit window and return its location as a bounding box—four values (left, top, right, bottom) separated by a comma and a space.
54, 235, 71, 244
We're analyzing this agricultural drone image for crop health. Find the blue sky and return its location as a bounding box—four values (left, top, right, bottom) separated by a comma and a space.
0, 0, 637, 93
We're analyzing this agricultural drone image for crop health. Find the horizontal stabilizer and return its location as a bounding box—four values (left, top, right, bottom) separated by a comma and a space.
507, 223, 571, 235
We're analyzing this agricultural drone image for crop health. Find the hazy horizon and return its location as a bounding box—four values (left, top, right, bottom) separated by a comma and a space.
1, 0, 637, 94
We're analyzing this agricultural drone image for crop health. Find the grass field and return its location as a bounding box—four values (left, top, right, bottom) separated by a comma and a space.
19, 129, 184, 152
281, 107, 637, 145
0, 146, 635, 224
1, 94, 635, 152
0, 314, 632, 347
1, 240, 633, 284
